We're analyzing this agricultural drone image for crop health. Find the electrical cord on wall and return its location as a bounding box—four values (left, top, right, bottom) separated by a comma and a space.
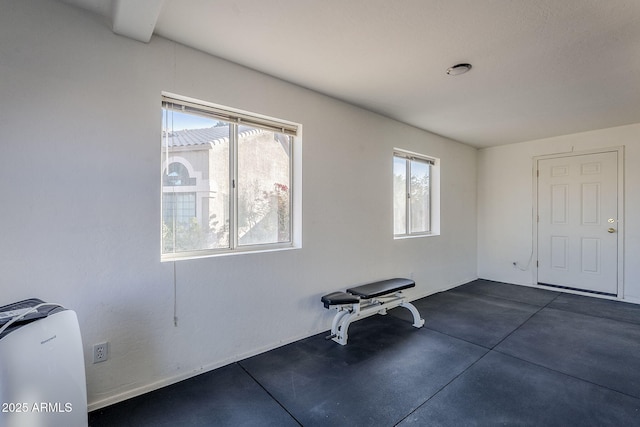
512, 200, 536, 272
512, 249, 534, 271
0, 303, 64, 337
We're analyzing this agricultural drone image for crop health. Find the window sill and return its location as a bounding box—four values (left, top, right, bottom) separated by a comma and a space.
161, 244, 300, 262
394, 232, 440, 240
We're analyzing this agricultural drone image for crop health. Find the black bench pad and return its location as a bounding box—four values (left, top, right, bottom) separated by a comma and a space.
321, 291, 360, 308
346, 278, 415, 299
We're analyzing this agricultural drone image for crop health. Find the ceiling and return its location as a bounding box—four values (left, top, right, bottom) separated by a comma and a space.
60, 0, 640, 148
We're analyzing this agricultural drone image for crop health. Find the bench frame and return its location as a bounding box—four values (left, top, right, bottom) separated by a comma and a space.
323, 279, 425, 345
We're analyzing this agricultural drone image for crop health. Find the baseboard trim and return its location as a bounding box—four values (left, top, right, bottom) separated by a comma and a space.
87, 328, 327, 412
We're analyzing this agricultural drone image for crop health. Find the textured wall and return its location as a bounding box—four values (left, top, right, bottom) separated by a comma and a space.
478, 123, 640, 301
0, 0, 478, 409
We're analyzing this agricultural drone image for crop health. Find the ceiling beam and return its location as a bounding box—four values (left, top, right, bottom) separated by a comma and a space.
112, 0, 164, 43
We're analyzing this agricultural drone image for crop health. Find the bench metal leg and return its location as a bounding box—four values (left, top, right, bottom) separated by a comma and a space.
325, 295, 425, 345
330, 310, 350, 343
334, 311, 359, 345
400, 302, 425, 328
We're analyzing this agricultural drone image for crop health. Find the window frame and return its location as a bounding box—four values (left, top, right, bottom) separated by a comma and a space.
161, 93, 301, 261
393, 149, 437, 239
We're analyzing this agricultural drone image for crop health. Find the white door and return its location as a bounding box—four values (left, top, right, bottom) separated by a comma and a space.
537, 151, 619, 295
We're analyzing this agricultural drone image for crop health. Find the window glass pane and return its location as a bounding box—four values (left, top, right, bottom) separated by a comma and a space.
409, 159, 430, 233
393, 156, 407, 235
162, 193, 196, 225
161, 96, 299, 259
162, 109, 230, 254
237, 126, 291, 246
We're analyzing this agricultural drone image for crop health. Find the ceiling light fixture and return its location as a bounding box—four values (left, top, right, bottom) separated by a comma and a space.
446, 63, 472, 76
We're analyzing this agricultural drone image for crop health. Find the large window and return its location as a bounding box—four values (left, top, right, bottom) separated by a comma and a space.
161, 94, 299, 260
393, 150, 436, 237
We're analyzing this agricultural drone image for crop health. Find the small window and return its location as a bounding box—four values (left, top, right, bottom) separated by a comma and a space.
161, 94, 300, 260
393, 150, 436, 237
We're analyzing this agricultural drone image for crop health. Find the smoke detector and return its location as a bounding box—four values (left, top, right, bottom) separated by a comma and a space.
446, 63, 472, 76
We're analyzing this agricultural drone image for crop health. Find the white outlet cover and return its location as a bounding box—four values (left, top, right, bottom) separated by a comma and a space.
93, 342, 108, 363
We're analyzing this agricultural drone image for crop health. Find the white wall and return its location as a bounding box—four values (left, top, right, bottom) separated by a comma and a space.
0, 0, 478, 409
478, 123, 640, 301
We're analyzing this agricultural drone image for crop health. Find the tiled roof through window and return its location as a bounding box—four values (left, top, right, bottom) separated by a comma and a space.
163, 125, 262, 147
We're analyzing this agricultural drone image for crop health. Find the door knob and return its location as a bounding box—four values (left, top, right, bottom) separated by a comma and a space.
608, 228, 616, 233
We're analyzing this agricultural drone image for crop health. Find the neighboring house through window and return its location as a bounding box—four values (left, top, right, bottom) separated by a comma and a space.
163, 162, 196, 228
161, 94, 300, 260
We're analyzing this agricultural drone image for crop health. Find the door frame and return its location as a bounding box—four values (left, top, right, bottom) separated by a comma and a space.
532, 146, 625, 298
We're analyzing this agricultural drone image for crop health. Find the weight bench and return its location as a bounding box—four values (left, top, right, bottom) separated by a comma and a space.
321, 278, 425, 345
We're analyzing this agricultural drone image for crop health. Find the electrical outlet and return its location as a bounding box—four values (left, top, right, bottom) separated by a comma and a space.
93, 342, 109, 364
